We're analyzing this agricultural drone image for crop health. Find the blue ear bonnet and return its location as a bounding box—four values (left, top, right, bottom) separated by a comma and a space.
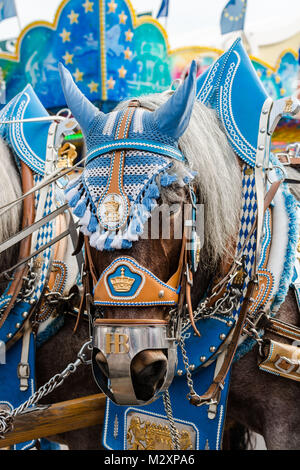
65, 105, 195, 251
60, 61, 197, 251
196, 38, 269, 168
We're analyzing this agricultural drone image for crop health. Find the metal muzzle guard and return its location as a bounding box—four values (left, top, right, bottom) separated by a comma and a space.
92, 319, 178, 405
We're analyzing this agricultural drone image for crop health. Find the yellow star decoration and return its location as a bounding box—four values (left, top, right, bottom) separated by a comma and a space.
118, 65, 127, 78
125, 29, 133, 42
118, 11, 127, 24
107, 76, 116, 89
266, 69, 273, 78
88, 81, 99, 93
256, 70, 262, 78
83, 0, 94, 13
275, 75, 281, 84
123, 47, 132, 60
62, 51, 74, 65
108, 0, 117, 13
68, 10, 79, 24
73, 68, 84, 82
280, 88, 286, 96
60, 29, 71, 43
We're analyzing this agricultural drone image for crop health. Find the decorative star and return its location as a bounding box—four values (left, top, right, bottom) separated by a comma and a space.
73, 68, 84, 82
107, 76, 116, 89
83, 0, 94, 13
108, 0, 117, 13
88, 81, 99, 93
60, 29, 71, 43
123, 46, 132, 60
275, 75, 281, 84
256, 70, 262, 78
118, 11, 127, 24
280, 88, 286, 96
68, 10, 79, 24
118, 65, 127, 78
125, 29, 133, 42
266, 69, 273, 78
62, 51, 74, 65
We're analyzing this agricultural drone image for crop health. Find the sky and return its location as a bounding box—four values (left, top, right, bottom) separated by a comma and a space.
0, 0, 299, 49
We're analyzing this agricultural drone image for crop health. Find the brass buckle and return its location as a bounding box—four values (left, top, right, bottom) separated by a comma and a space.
274, 356, 296, 374
17, 362, 30, 379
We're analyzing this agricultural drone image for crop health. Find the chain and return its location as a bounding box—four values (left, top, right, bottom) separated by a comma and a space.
0, 339, 92, 439
179, 336, 198, 400
162, 391, 180, 450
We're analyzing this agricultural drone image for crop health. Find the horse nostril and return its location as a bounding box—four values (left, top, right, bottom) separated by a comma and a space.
131, 351, 168, 401
95, 350, 109, 378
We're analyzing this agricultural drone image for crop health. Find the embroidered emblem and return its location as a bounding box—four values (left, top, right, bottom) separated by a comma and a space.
110, 267, 135, 293
126, 413, 195, 450
97, 193, 128, 230
106, 263, 144, 299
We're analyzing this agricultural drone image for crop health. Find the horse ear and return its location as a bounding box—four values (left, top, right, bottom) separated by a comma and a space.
58, 62, 104, 134
152, 60, 197, 139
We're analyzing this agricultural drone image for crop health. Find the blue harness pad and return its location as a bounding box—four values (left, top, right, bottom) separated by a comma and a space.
0, 333, 36, 450
103, 356, 231, 450
0, 84, 51, 175
196, 38, 268, 167
102, 314, 235, 450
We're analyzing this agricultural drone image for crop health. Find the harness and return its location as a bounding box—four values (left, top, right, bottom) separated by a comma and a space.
1, 38, 300, 451
0, 85, 83, 449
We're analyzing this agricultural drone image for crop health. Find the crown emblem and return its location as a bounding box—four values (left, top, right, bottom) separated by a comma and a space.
104, 195, 121, 223
110, 267, 135, 292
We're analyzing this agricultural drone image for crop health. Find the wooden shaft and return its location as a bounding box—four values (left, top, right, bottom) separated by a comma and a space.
0, 394, 106, 448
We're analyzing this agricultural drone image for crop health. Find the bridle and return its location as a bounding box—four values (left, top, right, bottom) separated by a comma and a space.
79, 99, 204, 405
82, 99, 286, 407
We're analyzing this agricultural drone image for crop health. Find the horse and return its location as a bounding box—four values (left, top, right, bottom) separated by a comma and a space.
1, 64, 300, 450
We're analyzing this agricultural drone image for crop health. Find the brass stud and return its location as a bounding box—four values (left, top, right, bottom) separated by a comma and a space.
158, 290, 165, 299
219, 333, 226, 341
177, 369, 183, 376
22, 312, 28, 318
227, 320, 233, 327
209, 346, 216, 353
7, 333, 12, 339
189, 364, 195, 371
200, 356, 206, 362
15, 323, 21, 329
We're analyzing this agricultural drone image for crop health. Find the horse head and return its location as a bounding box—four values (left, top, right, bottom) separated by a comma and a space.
59, 60, 241, 405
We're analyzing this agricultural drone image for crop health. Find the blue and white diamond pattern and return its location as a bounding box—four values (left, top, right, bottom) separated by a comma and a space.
32, 182, 55, 301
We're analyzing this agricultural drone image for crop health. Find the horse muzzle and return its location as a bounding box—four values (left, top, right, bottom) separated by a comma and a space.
92, 318, 178, 405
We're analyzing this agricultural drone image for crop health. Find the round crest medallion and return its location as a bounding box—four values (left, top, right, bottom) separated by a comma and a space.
97, 193, 128, 230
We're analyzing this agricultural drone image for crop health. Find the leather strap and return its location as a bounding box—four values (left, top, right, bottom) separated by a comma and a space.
189, 281, 255, 406
277, 155, 300, 167
263, 317, 300, 342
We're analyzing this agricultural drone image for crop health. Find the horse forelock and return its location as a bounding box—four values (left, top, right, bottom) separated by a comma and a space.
115, 94, 242, 266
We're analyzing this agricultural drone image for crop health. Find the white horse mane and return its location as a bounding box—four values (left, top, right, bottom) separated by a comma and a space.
116, 94, 242, 266
0, 139, 22, 269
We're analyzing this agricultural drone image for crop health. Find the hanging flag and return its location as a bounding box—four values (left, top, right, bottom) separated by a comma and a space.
157, 0, 169, 19
0, 0, 17, 22
220, 0, 247, 35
